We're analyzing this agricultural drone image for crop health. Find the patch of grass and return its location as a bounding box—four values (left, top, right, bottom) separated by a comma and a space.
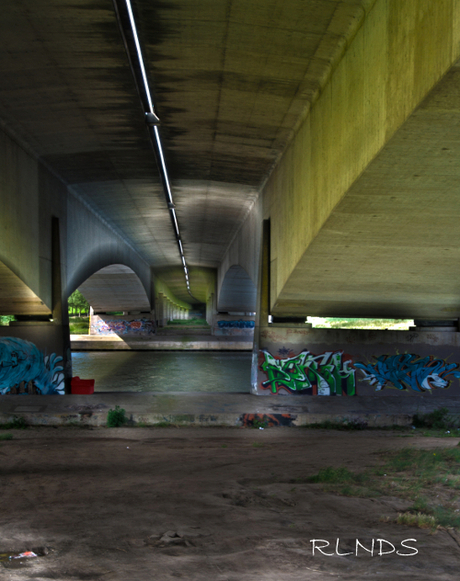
252, 442, 264, 448
0, 433, 13, 440
396, 512, 437, 529
69, 316, 89, 335
252, 417, 268, 429
309, 447, 460, 530
413, 407, 457, 430
0, 416, 28, 429
167, 317, 209, 326
308, 466, 357, 484
107, 405, 127, 428
305, 418, 369, 431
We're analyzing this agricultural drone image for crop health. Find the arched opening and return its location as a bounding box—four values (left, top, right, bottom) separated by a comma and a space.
73, 264, 152, 338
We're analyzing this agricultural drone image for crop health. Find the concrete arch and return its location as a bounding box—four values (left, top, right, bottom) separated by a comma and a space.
0, 260, 51, 316
217, 264, 257, 313
66, 240, 152, 306
77, 264, 151, 313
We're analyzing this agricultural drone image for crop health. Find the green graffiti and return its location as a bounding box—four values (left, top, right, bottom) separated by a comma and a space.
260, 349, 356, 396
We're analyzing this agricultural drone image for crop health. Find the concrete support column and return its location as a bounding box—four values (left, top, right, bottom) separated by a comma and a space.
251, 220, 270, 394
156, 293, 167, 327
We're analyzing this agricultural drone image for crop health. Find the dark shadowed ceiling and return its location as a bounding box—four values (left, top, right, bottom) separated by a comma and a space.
0, 0, 373, 303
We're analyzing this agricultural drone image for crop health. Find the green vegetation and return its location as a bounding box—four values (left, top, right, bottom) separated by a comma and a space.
107, 405, 127, 427
252, 417, 269, 429
307, 446, 460, 529
0, 433, 13, 441
305, 418, 369, 431
0, 416, 28, 429
69, 316, 89, 335
306, 317, 414, 330
68, 290, 89, 317
413, 407, 457, 430
168, 317, 209, 326
0, 315, 15, 326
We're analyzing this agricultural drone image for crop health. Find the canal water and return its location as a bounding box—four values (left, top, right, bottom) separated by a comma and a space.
71, 351, 252, 393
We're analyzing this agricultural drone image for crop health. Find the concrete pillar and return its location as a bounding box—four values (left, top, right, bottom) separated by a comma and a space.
251, 220, 270, 394
156, 293, 167, 327
51, 216, 72, 394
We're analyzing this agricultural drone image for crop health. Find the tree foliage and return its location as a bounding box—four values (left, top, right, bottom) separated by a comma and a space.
68, 290, 89, 316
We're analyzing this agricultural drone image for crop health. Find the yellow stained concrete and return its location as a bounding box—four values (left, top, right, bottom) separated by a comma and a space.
266, 0, 460, 316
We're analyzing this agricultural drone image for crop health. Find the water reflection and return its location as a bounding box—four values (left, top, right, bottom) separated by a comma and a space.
71, 351, 251, 393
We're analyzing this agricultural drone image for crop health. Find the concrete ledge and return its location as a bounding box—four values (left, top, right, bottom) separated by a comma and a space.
71, 335, 253, 351
1, 393, 459, 428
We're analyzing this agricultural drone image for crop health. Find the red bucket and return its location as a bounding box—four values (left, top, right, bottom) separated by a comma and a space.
71, 377, 95, 395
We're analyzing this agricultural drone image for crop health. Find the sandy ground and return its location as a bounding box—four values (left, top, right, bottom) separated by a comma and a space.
1, 427, 459, 580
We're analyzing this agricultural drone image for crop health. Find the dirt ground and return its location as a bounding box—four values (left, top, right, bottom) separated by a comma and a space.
1, 427, 460, 580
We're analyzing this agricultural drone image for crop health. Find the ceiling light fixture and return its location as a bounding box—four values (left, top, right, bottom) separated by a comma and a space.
113, 0, 194, 297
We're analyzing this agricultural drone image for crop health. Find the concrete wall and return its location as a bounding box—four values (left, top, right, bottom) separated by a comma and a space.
264, 0, 460, 310
213, 315, 255, 337
90, 314, 155, 337
0, 127, 67, 312
254, 325, 460, 398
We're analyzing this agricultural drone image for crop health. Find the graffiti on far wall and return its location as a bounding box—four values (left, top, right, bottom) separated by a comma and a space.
217, 320, 255, 329
0, 337, 65, 395
259, 349, 356, 396
355, 354, 460, 393
92, 318, 155, 336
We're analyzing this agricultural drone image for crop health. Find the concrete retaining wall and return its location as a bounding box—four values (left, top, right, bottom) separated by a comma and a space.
253, 325, 460, 398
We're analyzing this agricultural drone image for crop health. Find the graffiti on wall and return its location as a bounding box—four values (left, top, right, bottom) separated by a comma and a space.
355, 354, 460, 393
92, 318, 155, 336
0, 337, 65, 395
259, 349, 356, 396
217, 320, 255, 329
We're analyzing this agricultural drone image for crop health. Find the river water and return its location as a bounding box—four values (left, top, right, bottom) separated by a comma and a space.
71, 351, 252, 393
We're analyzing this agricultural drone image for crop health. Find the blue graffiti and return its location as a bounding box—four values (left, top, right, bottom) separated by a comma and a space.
0, 338, 65, 395
355, 354, 460, 393
217, 320, 255, 329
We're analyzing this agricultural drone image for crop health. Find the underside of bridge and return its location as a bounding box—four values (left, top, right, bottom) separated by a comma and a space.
1, 0, 460, 323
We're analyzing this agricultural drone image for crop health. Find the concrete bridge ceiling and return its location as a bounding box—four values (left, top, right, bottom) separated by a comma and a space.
273, 60, 460, 320
0, 0, 373, 305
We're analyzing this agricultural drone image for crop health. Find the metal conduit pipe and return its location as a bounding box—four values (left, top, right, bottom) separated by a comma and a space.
112, 0, 195, 298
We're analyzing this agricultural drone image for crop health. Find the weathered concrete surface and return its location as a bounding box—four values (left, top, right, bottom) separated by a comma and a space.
79, 264, 151, 313
254, 325, 460, 397
0, 391, 458, 428
71, 334, 252, 351
0, 0, 378, 309
0, 128, 66, 313
2, 0, 460, 336
267, 0, 460, 319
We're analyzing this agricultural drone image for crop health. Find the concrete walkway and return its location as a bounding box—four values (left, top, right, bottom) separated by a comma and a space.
71, 334, 252, 351
1, 391, 460, 428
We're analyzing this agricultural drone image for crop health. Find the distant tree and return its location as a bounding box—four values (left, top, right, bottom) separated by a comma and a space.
68, 290, 89, 317
0, 315, 15, 326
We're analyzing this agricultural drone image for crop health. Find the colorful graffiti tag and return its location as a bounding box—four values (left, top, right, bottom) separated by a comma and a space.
0, 337, 65, 395
217, 320, 255, 329
259, 349, 356, 396
355, 354, 460, 393
92, 318, 155, 336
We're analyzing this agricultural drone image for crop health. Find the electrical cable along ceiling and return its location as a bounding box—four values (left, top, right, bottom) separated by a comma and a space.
112, 0, 193, 297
